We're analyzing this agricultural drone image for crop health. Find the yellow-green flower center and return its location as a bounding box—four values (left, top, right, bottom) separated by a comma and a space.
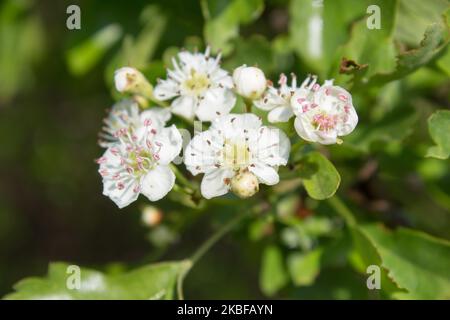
183, 69, 210, 96
222, 139, 251, 170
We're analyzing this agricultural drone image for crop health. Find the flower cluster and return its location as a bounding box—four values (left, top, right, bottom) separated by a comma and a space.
97, 47, 358, 208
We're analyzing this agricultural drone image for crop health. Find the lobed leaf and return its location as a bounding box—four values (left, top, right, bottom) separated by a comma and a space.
4, 261, 189, 300
360, 225, 450, 299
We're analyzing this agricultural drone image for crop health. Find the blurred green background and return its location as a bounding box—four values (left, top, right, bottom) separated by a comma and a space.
0, 0, 449, 299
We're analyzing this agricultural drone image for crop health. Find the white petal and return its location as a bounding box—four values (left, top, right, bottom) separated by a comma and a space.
253, 87, 289, 111
294, 117, 337, 144
140, 107, 171, 129
195, 88, 236, 121
268, 106, 294, 123
338, 104, 358, 136
252, 126, 290, 166
249, 163, 280, 186
338, 110, 358, 136
212, 113, 262, 133
102, 176, 139, 209
153, 79, 179, 100
178, 51, 197, 67
171, 95, 196, 120
141, 165, 175, 201
316, 130, 338, 145
253, 98, 276, 111
211, 70, 233, 88
200, 168, 234, 199
294, 116, 317, 142
184, 130, 223, 175
154, 125, 183, 165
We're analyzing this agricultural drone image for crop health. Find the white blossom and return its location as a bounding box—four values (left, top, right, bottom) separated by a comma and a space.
99, 99, 171, 148
233, 65, 267, 100
97, 117, 182, 208
153, 47, 236, 122
254, 73, 299, 123
291, 76, 358, 145
184, 113, 290, 199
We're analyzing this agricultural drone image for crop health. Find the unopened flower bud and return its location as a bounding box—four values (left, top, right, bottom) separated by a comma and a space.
141, 206, 163, 227
233, 65, 267, 100
114, 67, 153, 98
231, 170, 259, 198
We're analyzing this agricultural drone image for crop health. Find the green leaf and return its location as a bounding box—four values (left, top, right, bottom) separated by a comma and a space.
348, 227, 401, 298
289, 0, 378, 77
298, 152, 341, 200
105, 5, 166, 85
259, 245, 288, 296
344, 106, 418, 153
204, 0, 264, 56
0, 0, 45, 101
437, 46, 450, 76
223, 35, 274, 73
288, 248, 322, 286
66, 24, 122, 76
363, 21, 450, 88
332, 0, 398, 83
4, 261, 189, 300
426, 109, 450, 160
360, 225, 450, 299
395, 0, 449, 46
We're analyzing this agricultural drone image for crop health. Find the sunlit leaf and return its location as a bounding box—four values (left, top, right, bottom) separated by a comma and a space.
332, 0, 398, 83
66, 24, 122, 76
289, 0, 377, 77
298, 152, 341, 200
288, 248, 322, 286
204, 0, 264, 55
395, 0, 449, 46
4, 261, 189, 300
105, 5, 167, 85
223, 35, 274, 72
426, 109, 450, 160
259, 245, 288, 296
361, 21, 450, 88
0, 0, 45, 101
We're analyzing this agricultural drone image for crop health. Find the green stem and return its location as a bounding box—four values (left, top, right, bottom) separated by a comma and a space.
150, 97, 170, 108
177, 207, 254, 300
328, 195, 357, 227
170, 164, 195, 191
200, 0, 210, 20
244, 98, 253, 113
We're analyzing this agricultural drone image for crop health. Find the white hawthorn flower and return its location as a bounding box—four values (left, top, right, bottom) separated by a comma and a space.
99, 99, 171, 148
97, 118, 182, 208
184, 114, 290, 199
291, 76, 358, 145
233, 65, 267, 100
153, 47, 236, 122
254, 73, 299, 123
114, 67, 152, 97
